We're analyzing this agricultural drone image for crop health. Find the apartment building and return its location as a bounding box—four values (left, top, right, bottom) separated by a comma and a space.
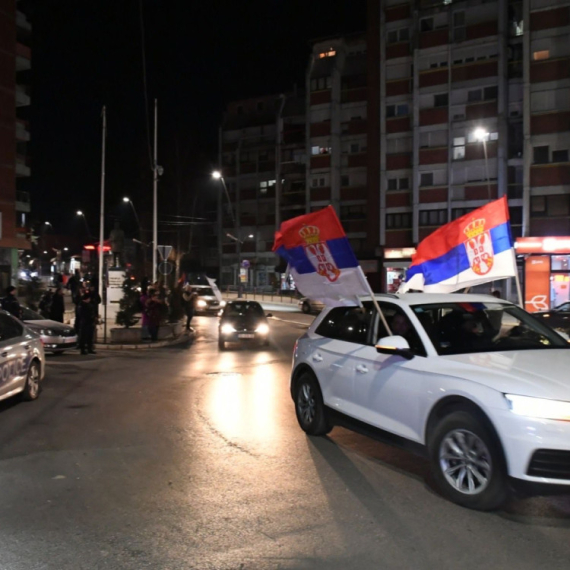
217, 92, 305, 289
0, 0, 32, 289
367, 0, 570, 306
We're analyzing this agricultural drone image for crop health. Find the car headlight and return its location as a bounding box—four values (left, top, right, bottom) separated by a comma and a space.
505, 394, 570, 421
255, 324, 269, 335
39, 329, 55, 336
221, 324, 236, 335
197, 299, 207, 308
220, 300, 226, 307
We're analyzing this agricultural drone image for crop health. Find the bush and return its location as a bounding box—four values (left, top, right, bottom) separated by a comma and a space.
115, 280, 140, 328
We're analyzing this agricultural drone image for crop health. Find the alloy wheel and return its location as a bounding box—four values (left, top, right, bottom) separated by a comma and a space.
439, 429, 492, 495
27, 364, 39, 398
297, 382, 316, 427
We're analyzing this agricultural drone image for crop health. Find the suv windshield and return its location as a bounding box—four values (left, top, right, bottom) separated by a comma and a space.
412, 302, 569, 355
22, 308, 43, 321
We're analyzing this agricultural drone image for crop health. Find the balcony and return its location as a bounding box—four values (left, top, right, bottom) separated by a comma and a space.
15, 86, 30, 107
16, 43, 31, 72
16, 120, 30, 141
15, 156, 30, 177
16, 191, 31, 213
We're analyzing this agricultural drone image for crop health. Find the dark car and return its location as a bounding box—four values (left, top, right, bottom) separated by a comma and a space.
218, 301, 272, 350
535, 302, 570, 333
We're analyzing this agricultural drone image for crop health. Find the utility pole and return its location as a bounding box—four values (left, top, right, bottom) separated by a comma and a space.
152, 98, 158, 283
98, 106, 106, 325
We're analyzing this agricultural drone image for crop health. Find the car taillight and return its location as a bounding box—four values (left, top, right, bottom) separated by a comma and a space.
293, 339, 298, 355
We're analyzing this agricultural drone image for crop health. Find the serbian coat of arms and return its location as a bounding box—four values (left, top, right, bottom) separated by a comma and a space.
299, 225, 341, 282
464, 218, 494, 276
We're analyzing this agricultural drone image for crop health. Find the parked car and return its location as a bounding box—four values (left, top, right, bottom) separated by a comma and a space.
299, 297, 325, 314
0, 310, 45, 402
218, 300, 272, 350
535, 302, 570, 333
21, 307, 77, 353
291, 293, 570, 510
192, 285, 225, 315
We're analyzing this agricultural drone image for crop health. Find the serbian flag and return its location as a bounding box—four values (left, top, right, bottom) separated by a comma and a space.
273, 206, 371, 306
399, 196, 516, 293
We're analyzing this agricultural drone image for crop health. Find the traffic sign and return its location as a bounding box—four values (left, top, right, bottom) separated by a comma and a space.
158, 245, 172, 260
158, 261, 174, 275
241, 259, 250, 269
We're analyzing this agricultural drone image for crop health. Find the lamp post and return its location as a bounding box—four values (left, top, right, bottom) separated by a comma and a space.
473, 128, 491, 199
122, 197, 141, 236
76, 211, 92, 238
213, 170, 242, 298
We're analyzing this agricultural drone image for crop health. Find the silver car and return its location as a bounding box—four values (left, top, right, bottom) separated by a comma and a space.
0, 310, 45, 402
299, 297, 325, 315
22, 307, 77, 353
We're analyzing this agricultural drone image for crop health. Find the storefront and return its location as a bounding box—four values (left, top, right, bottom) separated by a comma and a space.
382, 248, 416, 293
515, 237, 570, 312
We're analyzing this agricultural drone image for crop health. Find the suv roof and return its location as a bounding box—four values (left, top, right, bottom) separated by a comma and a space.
358, 293, 511, 306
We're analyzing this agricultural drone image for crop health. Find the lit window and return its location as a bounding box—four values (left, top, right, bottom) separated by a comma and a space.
453, 137, 465, 160
311, 146, 320, 155
319, 49, 336, 59
533, 50, 549, 61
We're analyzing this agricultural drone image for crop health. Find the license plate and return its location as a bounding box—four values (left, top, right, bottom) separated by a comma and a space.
63, 337, 76, 343
238, 333, 255, 339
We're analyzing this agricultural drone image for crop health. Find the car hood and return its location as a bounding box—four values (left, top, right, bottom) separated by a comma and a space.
440, 349, 570, 400
222, 316, 265, 330
24, 319, 72, 332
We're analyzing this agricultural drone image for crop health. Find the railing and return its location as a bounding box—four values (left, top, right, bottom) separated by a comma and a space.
222, 287, 301, 305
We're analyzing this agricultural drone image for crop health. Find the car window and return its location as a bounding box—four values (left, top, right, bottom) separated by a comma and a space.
315, 303, 374, 345
374, 303, 426, 357
412, 302, 568, 355
22, 308, 43, 321
224, 302, 263, 317
0, 314, 23, 341
557, 302, 570, 312
196, 288, 214, 296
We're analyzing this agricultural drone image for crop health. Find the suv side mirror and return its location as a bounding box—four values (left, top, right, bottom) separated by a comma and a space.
266, 313, 273, 318
375, 335, 414, 360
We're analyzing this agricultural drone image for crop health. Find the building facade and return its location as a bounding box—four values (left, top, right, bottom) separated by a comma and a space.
0, 0, 32, 289
368, 0, 570, 306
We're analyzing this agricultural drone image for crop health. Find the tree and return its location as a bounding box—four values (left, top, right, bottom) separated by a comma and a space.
115, 280, 140, 328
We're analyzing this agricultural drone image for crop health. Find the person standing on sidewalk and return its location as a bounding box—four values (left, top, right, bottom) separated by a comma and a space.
50, 288, 65, 323
2, 286, 22, 319
78, 292, 97, 355
182, 285, 197, 332
145, 290, 163, 342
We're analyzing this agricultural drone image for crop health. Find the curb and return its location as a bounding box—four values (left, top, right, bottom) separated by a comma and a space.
93, 332, 194, 351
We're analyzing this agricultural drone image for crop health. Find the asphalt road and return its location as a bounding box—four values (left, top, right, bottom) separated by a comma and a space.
0, 312, 569, 570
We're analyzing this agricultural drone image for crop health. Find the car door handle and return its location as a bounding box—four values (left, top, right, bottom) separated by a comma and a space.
356, 364, 368, 374
312, 353, 323, 363
24, 345, 31, 350
1, 352, 7, 358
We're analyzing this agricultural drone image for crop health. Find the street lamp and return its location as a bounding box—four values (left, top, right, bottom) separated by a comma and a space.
473, 128, 492, 199
76, 210, 92, 238
122, 197, 141, 235
212, 170, 242, 298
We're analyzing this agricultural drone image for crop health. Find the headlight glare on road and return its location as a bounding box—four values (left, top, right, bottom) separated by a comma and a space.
505, 394, 570, 421
197, 299, 207, 308
221, 324, 236, 335
255, 324, 269, 335
220, 300, 226, 307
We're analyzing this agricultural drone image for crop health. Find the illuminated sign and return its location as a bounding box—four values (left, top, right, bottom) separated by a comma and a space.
515, 237, 570, 254
84, 244, 111, 252
384, 247, 417, 259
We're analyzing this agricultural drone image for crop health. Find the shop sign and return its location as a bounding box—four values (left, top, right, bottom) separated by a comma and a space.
516, 237, 570, 254
384, 247, 416, 260
524, 256, 550, 312
239, 268, 248, 283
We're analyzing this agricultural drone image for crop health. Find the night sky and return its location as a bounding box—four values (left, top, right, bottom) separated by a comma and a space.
25, 0, 366, 242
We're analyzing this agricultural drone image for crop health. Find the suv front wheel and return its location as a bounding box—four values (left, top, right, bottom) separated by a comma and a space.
294, 372, 332, 436
428, 410, 508, 510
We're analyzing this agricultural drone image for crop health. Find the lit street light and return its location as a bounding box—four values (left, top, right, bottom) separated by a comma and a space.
122, 197, 141, 236
212, 170, 243, 298
76, 211, 92, 238
473, 127, 491, 199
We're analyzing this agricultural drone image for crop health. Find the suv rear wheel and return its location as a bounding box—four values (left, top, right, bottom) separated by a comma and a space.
428, 410, 508, 510
294, 372, 332, 436
21, 361, 41, 401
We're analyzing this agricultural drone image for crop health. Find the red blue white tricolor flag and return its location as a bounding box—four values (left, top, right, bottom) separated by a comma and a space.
273, 206, 371, 306
399, 196, 516, 293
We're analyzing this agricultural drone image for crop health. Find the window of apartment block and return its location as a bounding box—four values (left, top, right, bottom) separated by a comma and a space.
453, 137, 466, 160
386, 136, 412, 154
387, 28, 409, 44
533, 145, 549, 164
453, 11, 466, 42
319, 178, 325, 187
484, 86, 498, 100
341, 205, 366, 220
434, 93, 448, 107
386, 213, 412, 229
258, 150, 269, 161
530, 196, 546, 214
341, 175, 350, 187
419, 209, 447, 226
467, 89, 482, 103
388, 178, 398, 191
386, 103, 409, 118
399, 177, 409, 189
310, 76, 332, 91
533, 50, 549, 61
420, 172, 434, 186
257, 101, 264, 111
452, 208, 475, 220
420, 130, 447, 148
553, 150, 569, 163
350, 143, 360, 154
420, 17, 434, 32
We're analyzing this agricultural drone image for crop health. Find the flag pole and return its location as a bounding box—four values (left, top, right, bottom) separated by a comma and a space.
357, 267, 392, 336
514, 270, 523, 308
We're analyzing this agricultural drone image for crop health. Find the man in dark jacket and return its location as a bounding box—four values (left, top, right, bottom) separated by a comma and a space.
78, 292, 96, 355
2, 286, 21, 319
50, 288, 65, 323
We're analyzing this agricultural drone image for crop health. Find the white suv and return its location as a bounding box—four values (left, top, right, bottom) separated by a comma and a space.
291, 293, 570, 510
